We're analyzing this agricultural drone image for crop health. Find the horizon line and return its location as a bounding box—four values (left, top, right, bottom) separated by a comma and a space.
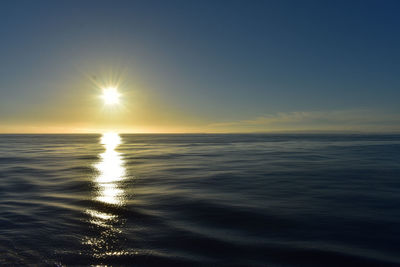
1, 130, 400, 135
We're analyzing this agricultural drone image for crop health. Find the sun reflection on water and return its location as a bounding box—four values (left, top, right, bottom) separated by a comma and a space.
83, 132, 128, 257
94, 132, 126, 205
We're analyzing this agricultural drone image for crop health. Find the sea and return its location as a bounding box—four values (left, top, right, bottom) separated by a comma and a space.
0, 133, 399, 266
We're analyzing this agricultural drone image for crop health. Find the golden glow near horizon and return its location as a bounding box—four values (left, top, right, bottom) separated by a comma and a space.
101, 87, 121, 105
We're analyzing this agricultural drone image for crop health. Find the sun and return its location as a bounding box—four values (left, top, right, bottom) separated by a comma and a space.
101, 87, 120, 105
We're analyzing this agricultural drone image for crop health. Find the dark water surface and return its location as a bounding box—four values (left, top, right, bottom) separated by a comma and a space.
0, 134, 399, 266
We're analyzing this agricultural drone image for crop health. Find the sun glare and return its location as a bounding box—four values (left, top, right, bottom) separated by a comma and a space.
101, 87, 120, 105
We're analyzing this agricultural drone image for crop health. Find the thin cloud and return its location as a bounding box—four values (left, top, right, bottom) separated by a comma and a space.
207, 110, 400, 133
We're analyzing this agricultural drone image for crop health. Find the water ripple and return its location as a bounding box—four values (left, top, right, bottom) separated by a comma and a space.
0, 134, 400, 265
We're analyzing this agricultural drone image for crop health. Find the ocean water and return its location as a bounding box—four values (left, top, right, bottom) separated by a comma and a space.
0, 134, 400, 266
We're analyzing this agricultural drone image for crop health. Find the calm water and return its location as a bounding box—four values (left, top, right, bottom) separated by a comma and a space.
0, 134, 400, 266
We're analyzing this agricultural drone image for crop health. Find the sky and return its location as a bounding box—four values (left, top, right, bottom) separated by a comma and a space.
0, 0, 399, 133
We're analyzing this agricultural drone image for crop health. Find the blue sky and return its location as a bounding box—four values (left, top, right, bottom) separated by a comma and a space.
0, 0, 399, 132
